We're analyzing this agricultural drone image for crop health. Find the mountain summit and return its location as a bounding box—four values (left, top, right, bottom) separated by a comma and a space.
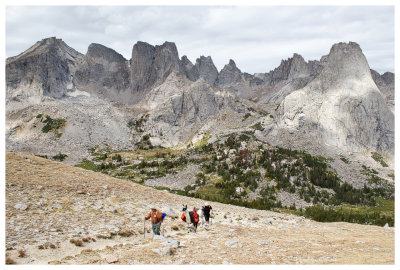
278, 42, 394, 154
5, 38, 394, 159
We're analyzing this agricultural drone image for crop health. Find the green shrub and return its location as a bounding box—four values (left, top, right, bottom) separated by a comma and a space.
41, 115, 66, 137
339, 155, 350, 164
243, 113, 251, 120
52, 153, 68, 161
300, 200, 394, 227
371, 152, 388, 167
75, 159, 101, 172
250, 122, 264, 131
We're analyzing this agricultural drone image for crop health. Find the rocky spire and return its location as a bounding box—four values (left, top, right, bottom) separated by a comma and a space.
217, 59, 244, 87
180, 55, 199, 81
130, 41, 181, 92
86, 43, 126, 63
370, 69, 395, 111
73, 43, 130, 94
278, 41, 394, 154
194, 56, 219, 86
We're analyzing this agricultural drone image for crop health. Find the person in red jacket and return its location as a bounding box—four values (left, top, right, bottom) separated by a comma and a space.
145, 207, 163, 235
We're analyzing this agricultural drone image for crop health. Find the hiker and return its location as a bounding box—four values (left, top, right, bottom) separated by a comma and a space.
189, 207, 200, 232
145, 206, 163, 235
202, 202, 213, 225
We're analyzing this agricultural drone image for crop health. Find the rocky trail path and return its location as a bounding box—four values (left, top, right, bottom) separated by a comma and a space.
5, 152, 394, 264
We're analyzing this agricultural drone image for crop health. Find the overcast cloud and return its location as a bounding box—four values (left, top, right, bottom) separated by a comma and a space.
6, 5, 394, 74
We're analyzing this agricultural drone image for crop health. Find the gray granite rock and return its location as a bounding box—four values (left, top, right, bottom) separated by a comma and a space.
194, 56, 218, 86
278, 42, 394, 155
130, 41, 181, 95
6, 37, 83, 100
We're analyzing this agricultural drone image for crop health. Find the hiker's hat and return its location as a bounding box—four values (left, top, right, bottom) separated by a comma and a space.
151, 206, 157, 210
205, 202, 209, 206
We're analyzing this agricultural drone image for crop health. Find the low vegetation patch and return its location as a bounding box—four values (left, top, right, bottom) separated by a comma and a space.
243, 112, 252, 120
135, 134, 153, 150
18, 249, 26, 258
52, 153, 68, 161
371, 152, 388, 167
339, 155, 350, 164
75, 158, 102, 172
40, 115, 66, 138
298, 198, 394, 227
250, 122, 264, 131
128, 113, 149, 133
74, 131, 393, 227
70, 238, 84, 247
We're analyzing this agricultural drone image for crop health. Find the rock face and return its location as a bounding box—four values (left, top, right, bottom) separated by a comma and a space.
130, 41, 181, 99
73, 43, 130, 102
180, 55, 219, 86
142, 78, 245, 147
180, 55, 199, 81
194, 56, 219, 86
278, 42, 394, 154
370, 69, 395, 111
269, 53, 323, 83
5, 37, 395, 158
216, 59, 249, 97
6, 37, 83, 101
254, 54, 324, 104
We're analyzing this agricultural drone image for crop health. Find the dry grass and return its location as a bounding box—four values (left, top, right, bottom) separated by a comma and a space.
82, 237, 90, 242
38, 242, 57, 250
70, 238, 84, 247
118, 228, 134, 237
18, 249, 26, 257
81, 249, 94, 254
5, 152, 395, 265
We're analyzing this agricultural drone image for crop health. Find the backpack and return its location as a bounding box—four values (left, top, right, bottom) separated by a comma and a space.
193, 212, 199, 223
181, 213, 186, 222
189, 211, 195, 223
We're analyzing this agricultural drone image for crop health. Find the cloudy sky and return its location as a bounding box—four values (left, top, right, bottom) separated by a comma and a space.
6, 5, 394, 74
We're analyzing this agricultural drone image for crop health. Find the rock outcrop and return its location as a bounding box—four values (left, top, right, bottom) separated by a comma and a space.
278, 42, 394, 154
141, 78, 246, 147
194, 56, 219, 86
370, 69, 395, 111
73, 43, 130, 102
5, 37, 395, 157
216, 60, 250, 98
180, 55, 199, 81
180, 55, 219, 86
6, 37, 84, 101
130, 41, 181, 98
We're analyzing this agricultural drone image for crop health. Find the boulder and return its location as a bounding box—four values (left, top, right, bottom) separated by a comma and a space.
14, 203, 28, 210
161, 207, 178, 218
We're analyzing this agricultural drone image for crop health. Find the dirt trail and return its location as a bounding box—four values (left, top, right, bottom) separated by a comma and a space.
5, 151, 394, 264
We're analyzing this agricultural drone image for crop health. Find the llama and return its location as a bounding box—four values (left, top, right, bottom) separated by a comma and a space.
181, 205, 205, 231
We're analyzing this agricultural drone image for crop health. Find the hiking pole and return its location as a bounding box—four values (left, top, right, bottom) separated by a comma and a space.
152, 215, 154, 240
143, 218, 146, 239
